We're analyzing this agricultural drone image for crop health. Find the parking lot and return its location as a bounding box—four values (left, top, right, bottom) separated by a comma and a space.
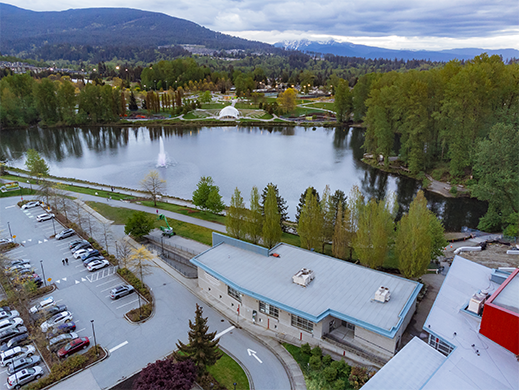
0, 197, 141, 387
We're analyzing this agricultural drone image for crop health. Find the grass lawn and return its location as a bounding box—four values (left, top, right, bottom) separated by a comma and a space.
140, 201, 226, 224
86, 201, 215, 245
207, 349, 250, 390
304, 102, 335, 111
202, 103, 229, 109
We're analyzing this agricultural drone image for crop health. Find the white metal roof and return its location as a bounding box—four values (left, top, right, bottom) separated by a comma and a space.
365, 256, 519, 389
191, 236, 421, 337
218, 105, 240, 119
362, 337, 445, 390
492, 272, 519, 314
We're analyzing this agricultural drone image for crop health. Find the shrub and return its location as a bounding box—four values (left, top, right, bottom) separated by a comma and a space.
311, 346, 322, 358
322, 354, 332, 366
449, 186, 458, 196
333, 379, 346, 390
300, 343, 311, 356
323, 366, 338, 383
348, 366, 371, 390
127, 302, 153, 322
309, 355, 322, 371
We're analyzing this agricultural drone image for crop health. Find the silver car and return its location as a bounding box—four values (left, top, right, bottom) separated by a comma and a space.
7, 366, 43, 389
40, 311, 73, 332
36, 213, 54, 222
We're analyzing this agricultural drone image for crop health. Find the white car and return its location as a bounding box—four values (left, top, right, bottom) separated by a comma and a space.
36, 213, 54, 222
7, 366, 43, 389
0, 346, 35, 367
73, 248, 93, 259
0, 318, 23, 333
0, 310, 19, 321
87, 259, 110, 272
7, 264, 32, 273
40, 311, 73, 332
29, 296, 55, 314
21, 201, 40, 210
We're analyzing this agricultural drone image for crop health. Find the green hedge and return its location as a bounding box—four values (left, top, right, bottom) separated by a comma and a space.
117, 268, 152, 301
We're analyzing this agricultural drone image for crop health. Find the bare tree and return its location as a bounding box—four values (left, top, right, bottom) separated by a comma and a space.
97, 221, 113, 255
127, 246, 155, 319
115, 239, 133, 269
141, 170, 166, 207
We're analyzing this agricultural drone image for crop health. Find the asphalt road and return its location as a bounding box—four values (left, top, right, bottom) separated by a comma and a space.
0, 195, 290, 390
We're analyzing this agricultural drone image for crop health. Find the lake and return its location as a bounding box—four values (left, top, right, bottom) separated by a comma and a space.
0, 125, 487, 231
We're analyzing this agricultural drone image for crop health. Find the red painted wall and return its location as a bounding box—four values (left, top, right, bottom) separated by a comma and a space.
479, 270, 519, 355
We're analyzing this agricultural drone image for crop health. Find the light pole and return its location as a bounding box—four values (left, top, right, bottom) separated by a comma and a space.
91, 320, 98, 356
51, 217, 56, 235
233, 383, 237, 390
27, 180, 32, 191
7, 222, 12, 239
40, 260, 46, 287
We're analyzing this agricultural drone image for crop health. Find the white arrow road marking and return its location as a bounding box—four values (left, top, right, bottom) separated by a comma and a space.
75, 280, 80, 284
43, 239, 48, 242
55, 280, 60, 284
247, 349, 263, 363
5, 205, 15, 209
215, 326, 235, 340
28, 239, 32, 242
81, 278, 87, 282
38, 240, 42, 244
109, 341, 128, 353
22, 241, 26, 244
62, 278, 67, 281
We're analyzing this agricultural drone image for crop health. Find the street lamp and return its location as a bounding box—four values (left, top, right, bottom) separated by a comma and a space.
27, 180, 32, 191
7, 222, 12, 239
233, 383, 237, 390
91, 320, 98, 356
51, 217, 56, 235
40, 260, 46, 287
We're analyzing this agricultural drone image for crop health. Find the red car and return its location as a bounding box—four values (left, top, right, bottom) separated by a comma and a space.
57, 337, 90, 358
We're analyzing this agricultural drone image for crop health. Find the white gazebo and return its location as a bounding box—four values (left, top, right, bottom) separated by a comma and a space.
218, 103, 240, 120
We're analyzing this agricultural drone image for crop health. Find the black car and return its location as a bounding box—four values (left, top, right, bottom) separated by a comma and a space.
72, 242, 92, 253
56, 229, 75, 240
33, 305, 67, 322
0, 327, 28, 345
0, 334, 29, 353
7, 356, 41, 375
69, 239, 85, 250
46, 322, 76, 339
83, 256, 104, 266
80, 250, 100, 261
9, 259, 30, 267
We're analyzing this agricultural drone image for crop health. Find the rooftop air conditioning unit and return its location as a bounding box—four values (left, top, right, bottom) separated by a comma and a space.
374, 286, 391, 303
467, 290, 489, 315
292, 268, 315, 287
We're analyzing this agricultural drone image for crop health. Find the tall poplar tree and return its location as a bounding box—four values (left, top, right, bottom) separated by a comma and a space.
262, 185, 282, 249
298, 188, 324, 251
226, 187, 246, 239
247, 186, 263, 244
334, 78, 353, 123
332, 202, 352, 259
396, 191, 447, 278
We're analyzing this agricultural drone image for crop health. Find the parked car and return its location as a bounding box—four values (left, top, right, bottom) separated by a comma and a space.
0, 334, 29, 353
21, 201, 40, 210
9, 259, 30, 267
29, 297, 55, 314
6, 366, 43, 389
57, 337, 89, 358
46, 322, 76, 339
0, 238, 13, 246
40, 311, 73, 332
56, 229, 75, 240
0, 345, 35, 366
6, 356, 41, 375
87, 259, 110, 272
0, 318, 23, 333
19, 274, 42, 288
7, 264, 32, 273
33, 305, 67, 322
0, 310, 19, 321
73, 248, 93, 259
83, 256, 105, 267
48, 332, 79, 353
71, 242, 91, 253
69, 239, 86, 250
0, 327, 27, 345
36, 213, 54, 222
110, 285, 135, 300
80, 250, 100, 261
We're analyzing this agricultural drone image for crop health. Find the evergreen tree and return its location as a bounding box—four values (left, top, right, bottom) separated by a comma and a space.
262, 185, 282, 249
396, 191, 447, 278
260, 183, 288, 231
334, 78, 353, 123
331, 189, 347, 225
321, 185, 336, 251
124, 211, 155, 240
296, 187, 319, 223
192, 176, 215, 211
25, 149, 49, 180
206, 186, 225, 214
226, 187, 246, 239
298, 188, 324, 251
129, 91, 138, 111
247, 186, 263, 244
175, 304, 222, 378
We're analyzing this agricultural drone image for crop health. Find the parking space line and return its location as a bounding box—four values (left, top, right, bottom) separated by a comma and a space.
101, 284, 120, 292
96, 279, 118, 288
115, 299, 138, 309
76, 327, 86, 333
109, 341, 128, 353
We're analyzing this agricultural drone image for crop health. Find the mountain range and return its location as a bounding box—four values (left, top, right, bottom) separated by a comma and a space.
0, 3, 273, 56
275, 39, 519, 62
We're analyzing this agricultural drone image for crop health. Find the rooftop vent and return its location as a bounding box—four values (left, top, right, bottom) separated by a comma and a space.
292, 268, 315, 287
467, 290, 489, 315
374, 286, 391, 303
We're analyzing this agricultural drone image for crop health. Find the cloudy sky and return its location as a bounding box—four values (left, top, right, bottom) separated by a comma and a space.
5, 0, 519, 50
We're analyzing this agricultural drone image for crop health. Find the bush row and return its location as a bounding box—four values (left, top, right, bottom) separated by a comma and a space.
117, 267, 152, 302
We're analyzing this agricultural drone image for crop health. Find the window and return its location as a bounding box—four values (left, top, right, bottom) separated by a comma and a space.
291, 314, 313, 332
259, 301, 279, 318
428, 334, 453, 356
227, 286, 241, 303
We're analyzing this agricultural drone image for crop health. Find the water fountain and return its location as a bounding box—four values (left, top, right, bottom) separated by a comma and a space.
157, 136, 167, 167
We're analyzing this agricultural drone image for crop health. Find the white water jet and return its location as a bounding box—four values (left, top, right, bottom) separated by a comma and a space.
157, 137, 167, 167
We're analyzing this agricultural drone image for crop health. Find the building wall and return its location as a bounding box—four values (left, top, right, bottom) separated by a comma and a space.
197, 267, 407, 356
480, 303, 519, 355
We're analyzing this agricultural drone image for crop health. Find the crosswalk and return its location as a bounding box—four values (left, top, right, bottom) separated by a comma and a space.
53, 266, 117, 288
